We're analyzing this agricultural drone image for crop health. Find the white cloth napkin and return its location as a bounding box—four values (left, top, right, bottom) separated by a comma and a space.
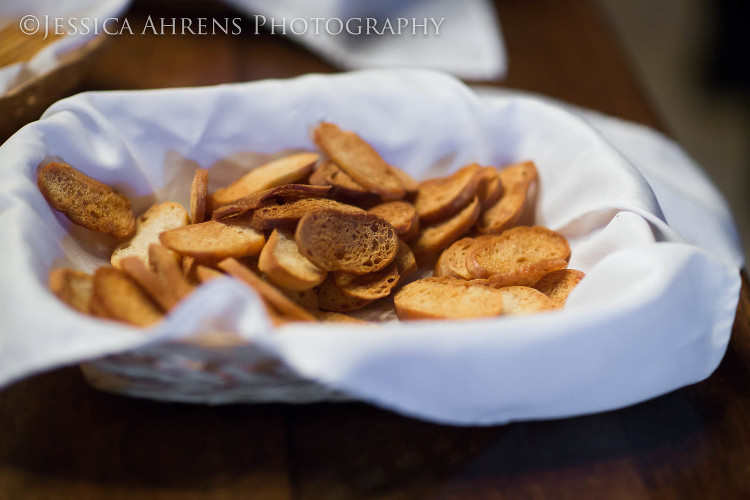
0, 69, 742, 425
0, 0, 129, 95
222, 0, 506, 80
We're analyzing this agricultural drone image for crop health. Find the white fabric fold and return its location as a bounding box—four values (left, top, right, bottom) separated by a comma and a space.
222, 0, 506, 80
0, 69, 741, 424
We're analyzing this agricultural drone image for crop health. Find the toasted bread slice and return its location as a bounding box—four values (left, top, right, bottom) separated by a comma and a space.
184, 256, 223, 284
219, 258, 315, 322
211, 184, 331, 220
488, 258, 568, 288
334, 261, 399, 300
88, 293, 112, 319
209, 152, 318, 208
37, 161, 135, 239
387, 165, 419, 196
111, 202, 189, 269
533, 269, 585, 307
477, 161, 538, 234
399, 217, 421, 242
394, 277, 504, 320
313, 311, 371, 324
160, 218, 265, 260
368, 201, 419, 238
196, 265, 225, 283
296, 209, 398, 275
412, 197, 481, 263
314, 122, 405, 200
414, 163, 481, 224
476, 167, 504, 210
309, 160, 372, 199
395, 239, 417, 281
182, 255, 198, 282
279, 286, 320, 311
149, 244, 194, 301
435, 237, 480, 280
48, 268, 94, 314
92, 268, 164, 326
250, 198, 362, 230
259, 229, 327, 291
497, 286, 555, 315
467, 226, 570, 279
318, 275, 373, 312
120, 257, 177, 311
190, 168, 209, 223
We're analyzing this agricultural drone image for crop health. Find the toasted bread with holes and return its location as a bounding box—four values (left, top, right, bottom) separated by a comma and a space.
488, 258, 568, 288
209, 152, 318, 209
48, 268, 94, 314
211, 184, 331, 220
313, 311, 371, 323
37, 161, 135, 239
334, 261, 399, 300
368, 201, 419, 239
111, 202, 189, 269
218, 258, 316, 322
476, 167, 504, 210
160, 218, 265, 260
412, 197, 481, 263
120, 256, 177, 310
259, 229, 327, 291
190, 168, 209, 223
497, 286, 555, 315
414, 163, 481, 224
309, 160, 373, 199
394, 239, 417, 281
91, 268, 164, 326
534, 269, 585, 307
314, 122, 405, 200
394, 277, 504, 320
295, 209, 398, 275
250, 198, 362, 230
318, 275, 373, 312
149, 244, 194, 301
467, 226, 570, 279
477, 161, 538, 234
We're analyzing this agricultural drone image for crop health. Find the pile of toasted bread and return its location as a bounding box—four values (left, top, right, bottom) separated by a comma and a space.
40, 122, 584, 326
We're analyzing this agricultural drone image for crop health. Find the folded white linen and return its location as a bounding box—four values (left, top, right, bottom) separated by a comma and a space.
222, 0, 507, 80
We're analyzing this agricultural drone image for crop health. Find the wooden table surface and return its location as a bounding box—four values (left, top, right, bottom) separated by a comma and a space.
2, 0, 750, 498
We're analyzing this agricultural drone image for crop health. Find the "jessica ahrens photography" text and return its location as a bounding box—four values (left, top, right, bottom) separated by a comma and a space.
19, 15, 446, 39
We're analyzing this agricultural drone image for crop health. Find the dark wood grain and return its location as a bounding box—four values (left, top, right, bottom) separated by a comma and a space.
1, 0, 749, 498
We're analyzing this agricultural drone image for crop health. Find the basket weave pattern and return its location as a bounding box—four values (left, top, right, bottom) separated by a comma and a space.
81, 336, 352, 404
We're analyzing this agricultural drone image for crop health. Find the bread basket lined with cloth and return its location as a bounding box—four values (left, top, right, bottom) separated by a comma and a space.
0, 70, 742, 425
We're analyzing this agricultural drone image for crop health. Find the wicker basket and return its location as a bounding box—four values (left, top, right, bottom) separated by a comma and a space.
0, 34, 108, 143
80, 331, 353, 404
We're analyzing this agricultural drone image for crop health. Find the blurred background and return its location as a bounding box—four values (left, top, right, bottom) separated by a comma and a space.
597, 0, 750, 256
